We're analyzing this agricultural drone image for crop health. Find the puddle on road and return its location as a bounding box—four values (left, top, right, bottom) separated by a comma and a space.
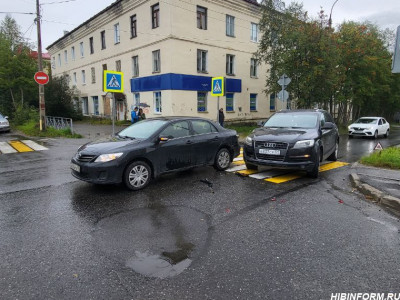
126, 251, 192, 279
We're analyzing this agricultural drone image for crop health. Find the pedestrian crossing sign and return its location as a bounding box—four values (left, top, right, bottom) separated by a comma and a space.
103, 70, 124, 93
211, 77, 225, 97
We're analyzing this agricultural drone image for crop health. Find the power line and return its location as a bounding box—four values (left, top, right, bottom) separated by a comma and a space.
41, 0, 77, 5
0, 11, 35, 15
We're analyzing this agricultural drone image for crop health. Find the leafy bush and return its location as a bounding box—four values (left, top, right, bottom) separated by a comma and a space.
360, 147, 400, 169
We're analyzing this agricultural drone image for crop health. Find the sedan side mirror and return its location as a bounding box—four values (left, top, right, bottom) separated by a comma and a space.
159, 136, 170, 143
257, 120, 266, 127
5, 116, 8, 119
322, 122, 335, 130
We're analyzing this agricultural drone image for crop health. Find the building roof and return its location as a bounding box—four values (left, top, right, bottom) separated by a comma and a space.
47, 0, 260, 50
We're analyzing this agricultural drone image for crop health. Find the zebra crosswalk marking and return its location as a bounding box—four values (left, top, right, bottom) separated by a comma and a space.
21, 140, 48, 151
0, 142, 17, 154
8, 141, 34, 152
228, 148, 349, 184
0, 140, 48, 154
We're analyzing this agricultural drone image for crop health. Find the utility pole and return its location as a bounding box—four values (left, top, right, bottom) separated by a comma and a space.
328, 0, 340, 28
36, 0, 46, 131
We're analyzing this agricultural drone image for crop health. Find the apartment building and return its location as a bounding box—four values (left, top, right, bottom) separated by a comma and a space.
47, 0, 287, 121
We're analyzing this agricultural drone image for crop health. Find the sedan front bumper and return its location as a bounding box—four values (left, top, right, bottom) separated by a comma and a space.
70, 158, 125, 184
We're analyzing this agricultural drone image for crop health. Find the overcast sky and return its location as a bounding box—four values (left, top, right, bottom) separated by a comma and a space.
1, 0, 400, 51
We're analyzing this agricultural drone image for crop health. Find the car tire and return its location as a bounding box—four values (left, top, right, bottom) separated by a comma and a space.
384, 129, 389, 138
307, 150, 320, 178
327, 141, 338, 161
214, 148, 231, 171
373, 130, 378, 139
123, 161, 152, 191
349, 135, 353, 139
245, 162, 258, 170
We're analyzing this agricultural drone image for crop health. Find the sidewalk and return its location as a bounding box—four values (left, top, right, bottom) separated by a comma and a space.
350, 162, 400, 217
73, 122, 127, 140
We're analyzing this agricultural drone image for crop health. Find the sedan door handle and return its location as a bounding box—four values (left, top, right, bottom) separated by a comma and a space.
211, 136, 219, 141
186, 140, 193, 145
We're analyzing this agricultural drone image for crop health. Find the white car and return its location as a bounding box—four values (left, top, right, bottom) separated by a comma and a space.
348, 117, 390, 139
0, 113, 10, 133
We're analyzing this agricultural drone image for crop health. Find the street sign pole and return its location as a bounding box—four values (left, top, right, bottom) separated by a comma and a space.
112, 93, 115, 137
36, 0, 46, 131
217, 96, 220, 123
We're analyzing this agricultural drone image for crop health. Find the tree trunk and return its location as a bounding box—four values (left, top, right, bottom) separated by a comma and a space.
20, 87, 24, 106
9, 88, 16, 108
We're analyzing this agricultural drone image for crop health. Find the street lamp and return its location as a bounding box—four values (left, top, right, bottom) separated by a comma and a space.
328, 0, 340, 28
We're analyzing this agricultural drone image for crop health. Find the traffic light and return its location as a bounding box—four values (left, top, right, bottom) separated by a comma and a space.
392, 25, 400, 73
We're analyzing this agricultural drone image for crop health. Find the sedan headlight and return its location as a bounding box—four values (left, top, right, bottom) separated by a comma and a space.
94, 153, 123, 163
293, 140, 315, 149
245, 136, 253, 146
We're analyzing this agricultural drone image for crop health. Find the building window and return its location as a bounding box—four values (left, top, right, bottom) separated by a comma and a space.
134, 93, 140, 106
64, 50, 68, 63
270, 93, 276, 111
91, 67, 96, 84
226, 54, 235, 75
73, 72, 77, 84
130, 15, 137, 38
57, 53, 61, 66
89, 37, 94, 54
132, 55, 139, 77
82, 97, 89, 115
81, 70, 86, 84
151, 3, 159, 29
80, 42, 84, 57
226, 93, 234, 112
226, 15, 235, 37
52, 56, 56, 69
197, 6, 207, 30
92, 96, 99, 115
197, 49, 207, 73
154, 91, 162, 113
101, 31, 106, 49
71, 46, 75, 60
250, 94, 257, 111
116, 60, 121, 72
152, 50, 160, 73
197, 92, 207, 112
114, 23, 120, 44
250, 58, 258, 77
251, 23, 259, 42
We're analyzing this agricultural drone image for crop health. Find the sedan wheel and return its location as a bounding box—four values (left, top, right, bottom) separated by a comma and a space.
214, 148, 231, 171
373, 130, 378, 139
124, 161, 152, 191
384, 129, 389, 138
307, 150, 320, 178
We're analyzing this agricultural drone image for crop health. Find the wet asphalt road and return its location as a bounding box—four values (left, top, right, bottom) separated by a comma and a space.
0, 129, 400, 299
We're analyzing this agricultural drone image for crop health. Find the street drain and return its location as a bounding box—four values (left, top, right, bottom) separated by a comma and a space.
126, 251, 192, 279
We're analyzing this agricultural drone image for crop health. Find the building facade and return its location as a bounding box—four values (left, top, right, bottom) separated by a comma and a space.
47, 0, 286, 122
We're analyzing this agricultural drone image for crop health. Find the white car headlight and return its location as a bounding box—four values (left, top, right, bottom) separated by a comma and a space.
293, 140, 315, 149
245, 136, 253, 146
94, 153, 123, 162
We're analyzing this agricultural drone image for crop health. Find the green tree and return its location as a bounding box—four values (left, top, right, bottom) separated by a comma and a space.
45, 75, 82, 119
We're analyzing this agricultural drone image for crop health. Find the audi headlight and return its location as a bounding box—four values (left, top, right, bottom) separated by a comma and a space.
94, 153, 123, 162
293, 140, 315, 149
245, 136, 253, 146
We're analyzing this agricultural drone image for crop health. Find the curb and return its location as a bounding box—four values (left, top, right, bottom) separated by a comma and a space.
350, 173, 400, 217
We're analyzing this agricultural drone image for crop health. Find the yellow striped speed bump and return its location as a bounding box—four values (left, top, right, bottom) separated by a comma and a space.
0, 140, 48, 154
227, 148, 349, 184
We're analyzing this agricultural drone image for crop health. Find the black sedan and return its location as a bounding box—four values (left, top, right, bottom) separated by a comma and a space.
244, 109, 339, 178
71, 117, 240, 190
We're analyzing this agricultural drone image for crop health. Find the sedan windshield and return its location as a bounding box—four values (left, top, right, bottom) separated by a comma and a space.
355, 118, 377, 124
264, 113, 318, 129
117, 120, 168, 139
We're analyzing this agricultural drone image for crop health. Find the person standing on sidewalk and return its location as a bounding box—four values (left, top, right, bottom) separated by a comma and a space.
131, 107, 139, 124
219, 108, 225, 127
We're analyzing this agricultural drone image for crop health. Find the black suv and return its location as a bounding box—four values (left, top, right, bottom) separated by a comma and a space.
243, 109, 339, 178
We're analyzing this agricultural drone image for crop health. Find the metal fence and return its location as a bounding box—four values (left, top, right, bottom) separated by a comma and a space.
45, 116, 74, 133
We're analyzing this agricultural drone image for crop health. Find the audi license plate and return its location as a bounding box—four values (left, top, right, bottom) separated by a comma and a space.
70, 162, 80, 173
259, 149, 280, 155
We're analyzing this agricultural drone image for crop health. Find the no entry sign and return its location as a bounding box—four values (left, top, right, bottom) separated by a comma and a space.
34, 71, 49, 85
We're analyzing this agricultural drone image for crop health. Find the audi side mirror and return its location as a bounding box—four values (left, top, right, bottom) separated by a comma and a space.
322, 122, 334, 130
257, 120, 266, 127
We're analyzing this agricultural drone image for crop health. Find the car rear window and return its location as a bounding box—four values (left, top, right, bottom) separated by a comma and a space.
118, 120, 168, 139
264, 113, 318, 129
